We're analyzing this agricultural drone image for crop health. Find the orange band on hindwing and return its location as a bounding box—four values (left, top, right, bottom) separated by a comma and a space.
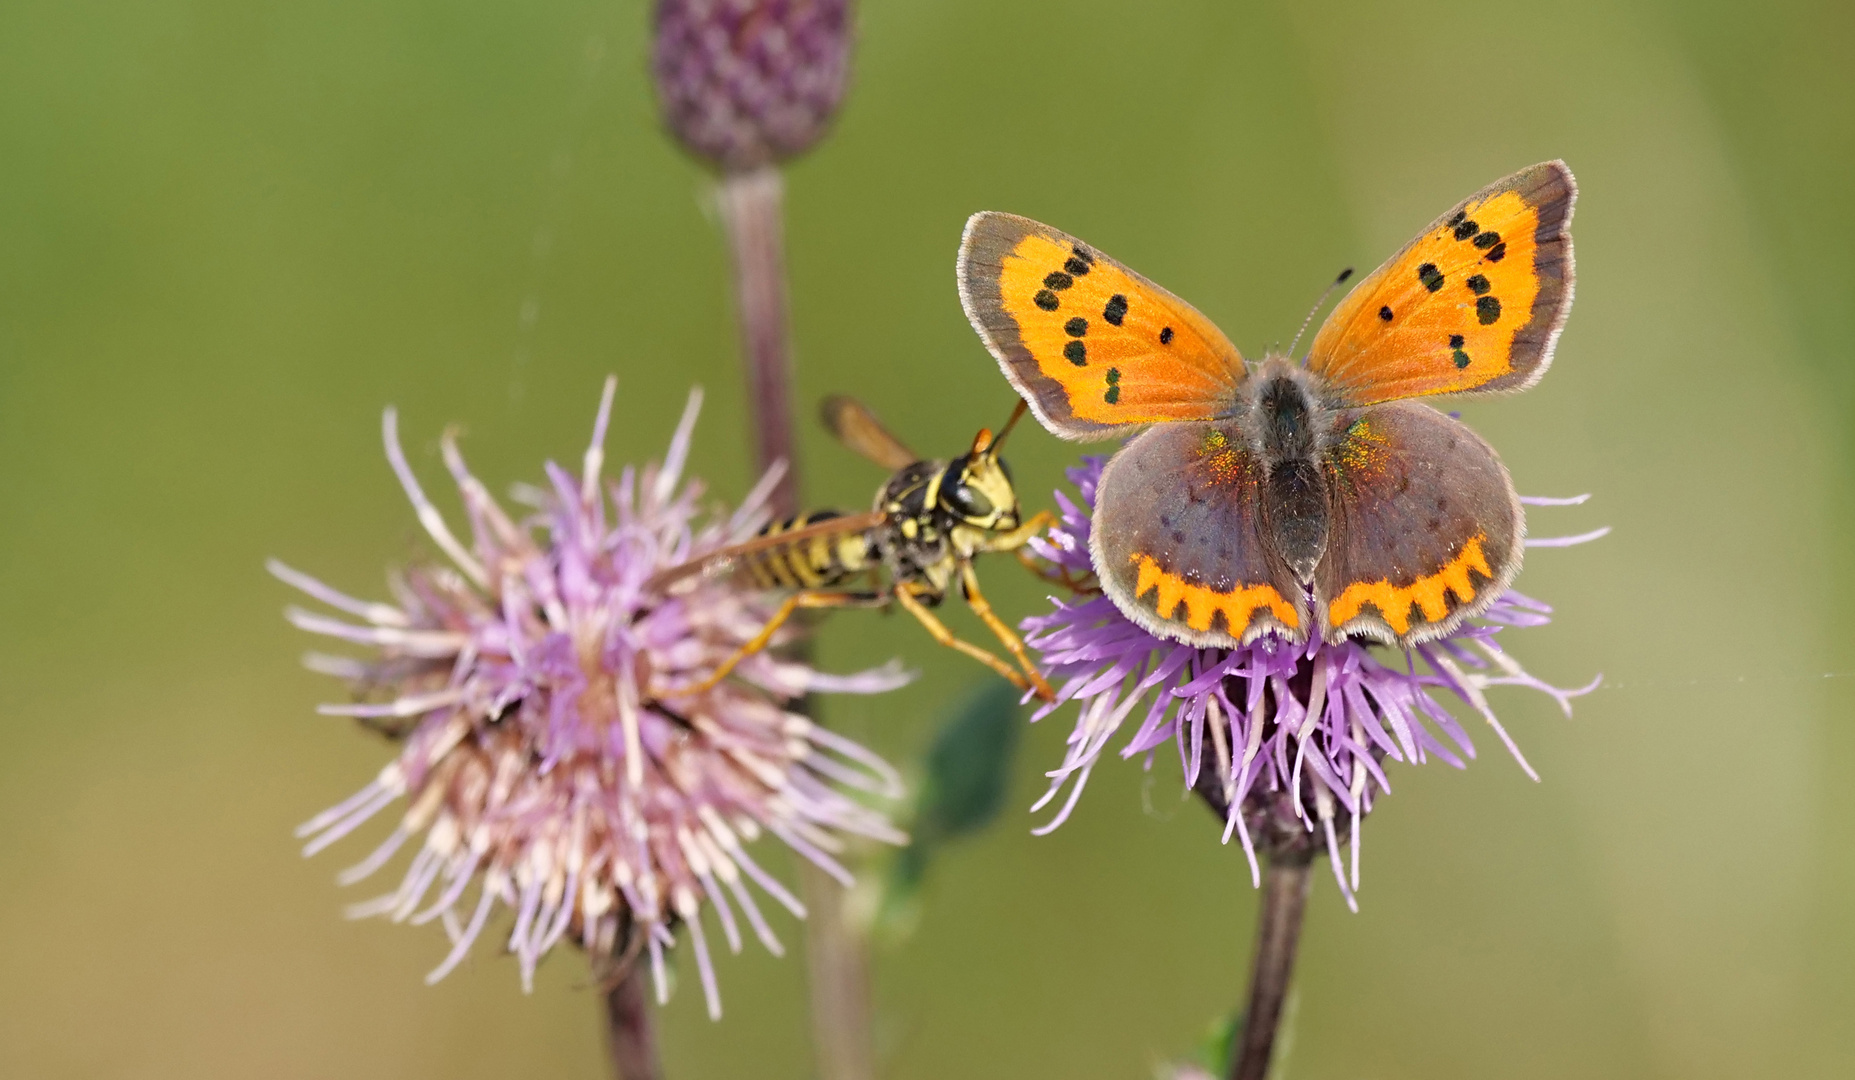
1130, 554, 1300, 636
1325, 535, 1493, 636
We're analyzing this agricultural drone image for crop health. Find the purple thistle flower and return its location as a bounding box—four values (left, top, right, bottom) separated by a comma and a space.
272, 378, 909, 1018
1021, 456, 1605, 910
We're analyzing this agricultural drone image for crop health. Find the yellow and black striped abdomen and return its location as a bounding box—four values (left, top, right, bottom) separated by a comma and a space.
743, 511, 876, 591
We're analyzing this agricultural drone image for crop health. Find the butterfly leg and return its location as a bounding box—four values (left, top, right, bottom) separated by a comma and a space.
893, 582, 1039, 695
958, 560, 1056, 702
664, 589, 868, 697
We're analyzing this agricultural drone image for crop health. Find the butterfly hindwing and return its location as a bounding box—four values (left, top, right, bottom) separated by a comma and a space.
1091, 422, 1304, 647
1315, 401, 1521, 645
958, 212, 1245, 441
1307, 161, 1575, 405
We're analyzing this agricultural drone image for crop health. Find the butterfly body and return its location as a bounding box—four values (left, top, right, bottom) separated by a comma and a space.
959, 162, 1573, 650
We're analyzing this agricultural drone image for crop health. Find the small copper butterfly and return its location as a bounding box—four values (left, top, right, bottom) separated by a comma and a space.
955, 162, 1576, 647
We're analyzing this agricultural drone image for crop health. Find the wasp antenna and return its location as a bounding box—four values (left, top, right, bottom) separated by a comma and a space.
1289, 266, 1354, 363
985, 399, 1030, 459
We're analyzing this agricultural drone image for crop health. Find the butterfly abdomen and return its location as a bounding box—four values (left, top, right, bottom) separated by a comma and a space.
744, 511, 877, 590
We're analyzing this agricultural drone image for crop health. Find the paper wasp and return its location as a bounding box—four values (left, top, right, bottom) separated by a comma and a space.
651, 396, 1058, 701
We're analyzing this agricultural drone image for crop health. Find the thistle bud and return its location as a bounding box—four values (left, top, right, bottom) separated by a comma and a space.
652, 0, 854, 172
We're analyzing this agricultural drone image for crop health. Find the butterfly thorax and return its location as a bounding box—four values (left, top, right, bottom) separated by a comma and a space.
1238, 358, 1344, 583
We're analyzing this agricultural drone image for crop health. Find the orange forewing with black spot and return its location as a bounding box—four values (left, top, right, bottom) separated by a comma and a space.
1316, 401, 1522, 643
1308, 161, 1575, 405
958, 213, 1244, 441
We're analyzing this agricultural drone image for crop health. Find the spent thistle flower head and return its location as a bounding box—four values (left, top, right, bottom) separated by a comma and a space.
651, 0, 854, 172
273, 378, 908, 1017
1021, 456, 1604, 908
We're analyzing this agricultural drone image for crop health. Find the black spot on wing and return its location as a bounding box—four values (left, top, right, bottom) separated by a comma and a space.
1485, 242, 1506, 263
1473, 230, 1501, 250
1453, 219, 1480, 241
1044, 271, 1074, 290
1064, 340, 1087, 366
1064, 256, 1091, 276
1064, 317, 1088, 337
1476, 295, 1501, 325
1103, 294, 1128, 326
1466, 274, 1491, 295
1159, 326, 1174, 345
1034, 290, 1059, 311
1378, 305, 1393, 321
1418, 263, 1444, 292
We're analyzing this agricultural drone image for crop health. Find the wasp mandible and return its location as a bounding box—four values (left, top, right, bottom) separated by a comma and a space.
650, 396, 1058, 701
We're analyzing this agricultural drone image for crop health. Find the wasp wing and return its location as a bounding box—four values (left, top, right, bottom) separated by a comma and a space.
821, 395, 919, 470
645, 509, 889, 593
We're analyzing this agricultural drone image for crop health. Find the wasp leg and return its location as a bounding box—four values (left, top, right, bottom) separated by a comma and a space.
959, 561, 1056, 702
990, 510, 1096, 593
664, 590, 869, 697
1013, 546, 1098, 593
893, 581, 1036, 695
989, 509, 1056, 552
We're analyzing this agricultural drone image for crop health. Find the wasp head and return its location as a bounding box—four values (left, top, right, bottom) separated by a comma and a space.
937, 399, 1029, 533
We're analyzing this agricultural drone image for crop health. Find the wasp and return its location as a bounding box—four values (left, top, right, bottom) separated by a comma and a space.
651, 396, 1059, 701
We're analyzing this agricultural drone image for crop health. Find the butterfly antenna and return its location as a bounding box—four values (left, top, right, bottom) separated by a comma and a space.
1289, 266, 1354, 363
985, 399, 1030, 459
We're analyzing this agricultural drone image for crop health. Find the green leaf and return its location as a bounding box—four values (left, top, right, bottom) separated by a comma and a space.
917, 678, 1023, 842
1198, 1009, 1240, 1075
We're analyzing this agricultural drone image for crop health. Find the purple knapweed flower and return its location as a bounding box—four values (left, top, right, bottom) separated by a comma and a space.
272, 378, 908, 1018
1021, 456, 1605, 909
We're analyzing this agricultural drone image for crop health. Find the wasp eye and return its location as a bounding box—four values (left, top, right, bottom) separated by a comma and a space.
941, 463, 994, 519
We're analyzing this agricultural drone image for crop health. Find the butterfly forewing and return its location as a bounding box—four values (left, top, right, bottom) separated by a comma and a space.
958, 212, 1245, 441
1091, 422, 1305, 647
1307, 161, 1575, 405
1315, 401, 1521, 644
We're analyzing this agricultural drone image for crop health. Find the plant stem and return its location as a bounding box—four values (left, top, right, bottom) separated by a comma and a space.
602, 964, 663, 1080
800, 861, 878, 1080
716, 165, 801, 519
717, 163, 876, 1080
1229, 858, 1312, 1080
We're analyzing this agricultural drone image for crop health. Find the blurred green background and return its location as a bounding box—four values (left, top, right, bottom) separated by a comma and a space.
3, 0, 1852, 1077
